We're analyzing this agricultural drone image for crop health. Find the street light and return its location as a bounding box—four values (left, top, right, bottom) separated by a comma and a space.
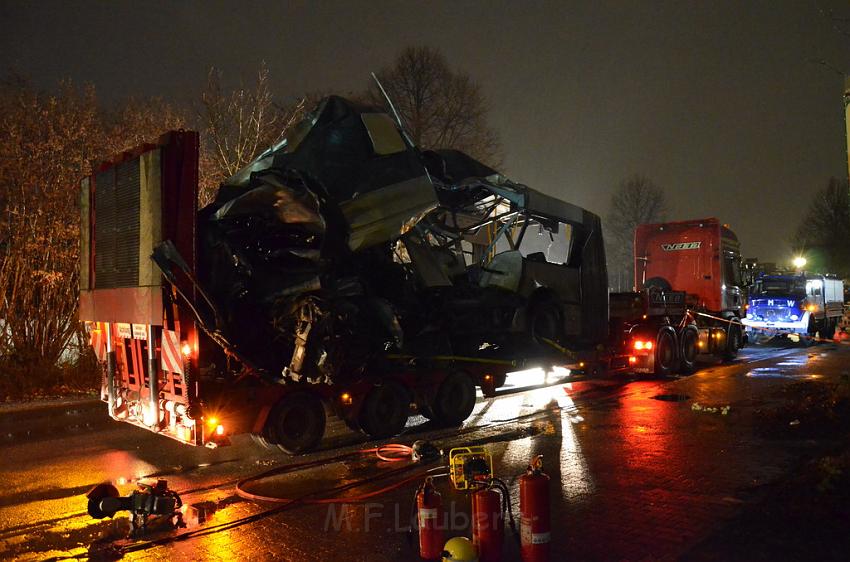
792, 256, 807, 269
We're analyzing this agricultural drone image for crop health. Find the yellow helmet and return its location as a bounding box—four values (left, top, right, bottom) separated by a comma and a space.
441, 536, 479, 562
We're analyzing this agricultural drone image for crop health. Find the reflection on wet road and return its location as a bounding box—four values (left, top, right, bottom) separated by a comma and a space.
2, 340, 848, 561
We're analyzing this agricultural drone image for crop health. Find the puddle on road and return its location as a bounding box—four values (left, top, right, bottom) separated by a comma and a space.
651, 394, 691, 402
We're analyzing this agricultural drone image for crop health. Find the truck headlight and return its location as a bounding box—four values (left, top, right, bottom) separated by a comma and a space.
746, 313, 752, 319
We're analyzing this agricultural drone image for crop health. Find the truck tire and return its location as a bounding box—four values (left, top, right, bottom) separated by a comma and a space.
266, 391, 326, 455
678, 326, 699, 374
358, 381, 410, 439
823, 319, 836, 341
722, 323, 742, 360
430, 371, 476, 426
654, 329, 677, 377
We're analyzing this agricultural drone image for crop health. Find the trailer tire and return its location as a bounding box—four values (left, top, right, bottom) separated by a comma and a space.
723, 323, 743, 360
654, 329, 677, 377
823, 319, 836, 341
431, 371, 476, 426
250, 432, 275, 450
678, 326, 699, 374
358, 381, 410, 439
266, 391, 326, 455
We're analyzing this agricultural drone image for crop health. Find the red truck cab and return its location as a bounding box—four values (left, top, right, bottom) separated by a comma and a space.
634, 217, 744, 316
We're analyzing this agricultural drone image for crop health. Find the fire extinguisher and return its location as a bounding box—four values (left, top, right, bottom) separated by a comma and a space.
520, 455, 550, 562
472, 483, 504, 562
417, 476, 443, 560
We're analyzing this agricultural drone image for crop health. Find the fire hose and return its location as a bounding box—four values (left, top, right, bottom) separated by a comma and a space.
234, 443, 435, 504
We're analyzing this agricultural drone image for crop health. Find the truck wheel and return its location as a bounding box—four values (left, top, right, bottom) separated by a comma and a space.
431, 371, 476, 426
823, 319, 836, 341
358, 382, 410, 439
723, 324, 742, 360
654, 330, 677, 377
678, 326, 699, 374
266, 391, 326, 455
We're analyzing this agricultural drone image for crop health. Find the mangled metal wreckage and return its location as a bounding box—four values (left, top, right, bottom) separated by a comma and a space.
195, 96, 607, 388
86, 95, 608, 452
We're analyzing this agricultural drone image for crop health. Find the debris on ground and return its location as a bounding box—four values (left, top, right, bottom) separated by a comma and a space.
691, 402, 731, 415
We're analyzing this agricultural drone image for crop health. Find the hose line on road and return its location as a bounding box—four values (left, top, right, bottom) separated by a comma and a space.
117, 459, 436, 557
234, 442, 420, 504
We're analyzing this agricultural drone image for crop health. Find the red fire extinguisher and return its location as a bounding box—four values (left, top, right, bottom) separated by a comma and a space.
472, 484, 504, 562
520, 455, 550, 562
417, 476, 443, 560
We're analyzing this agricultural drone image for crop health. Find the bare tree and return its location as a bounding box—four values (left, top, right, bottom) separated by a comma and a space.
0, 76, 194, 396
199, 62, 306, 205
367, 46, 502, 168
103, 96, 188, 155
605, 175, 668, 291
0, 80, 101, 393
793, 177, 850, 276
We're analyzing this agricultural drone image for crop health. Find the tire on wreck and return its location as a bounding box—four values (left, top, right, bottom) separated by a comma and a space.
358, 381, 410, 439
425, 371, 477, 426
264, 391, 327, 454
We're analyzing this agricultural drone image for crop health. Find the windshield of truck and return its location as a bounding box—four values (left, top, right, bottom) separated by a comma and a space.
753, 279, 805, 296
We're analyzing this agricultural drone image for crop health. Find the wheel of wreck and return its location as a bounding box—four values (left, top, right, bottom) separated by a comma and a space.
529, 302, 563, 348
430, 371, 476, 426
358, 381, 410, 438
265, 391, 326, 454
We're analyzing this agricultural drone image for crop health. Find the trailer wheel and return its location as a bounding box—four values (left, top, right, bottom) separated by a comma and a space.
678, 326, 699, 374
250, 432, 275, 450
431, 371, 476, 426
654, 330, 677, 377
358, 382, 410, 439
723, 323, 743, 360
266, 391, 326, 455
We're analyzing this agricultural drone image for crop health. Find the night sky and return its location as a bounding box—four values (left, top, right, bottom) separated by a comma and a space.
2, 0, 848, 263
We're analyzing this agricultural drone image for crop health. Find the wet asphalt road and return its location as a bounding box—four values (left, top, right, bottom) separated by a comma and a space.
2, 340, 849, 561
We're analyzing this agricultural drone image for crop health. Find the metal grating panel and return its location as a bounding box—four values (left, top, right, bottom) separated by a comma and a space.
94, 159, 141, 288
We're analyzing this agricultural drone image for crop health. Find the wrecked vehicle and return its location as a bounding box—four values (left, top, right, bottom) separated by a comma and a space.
80, 96, 608, 453
415, 149, 609, 359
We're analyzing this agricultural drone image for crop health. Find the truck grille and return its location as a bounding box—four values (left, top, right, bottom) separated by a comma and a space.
94, 159, 140, 288
758, 308, 791, 322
